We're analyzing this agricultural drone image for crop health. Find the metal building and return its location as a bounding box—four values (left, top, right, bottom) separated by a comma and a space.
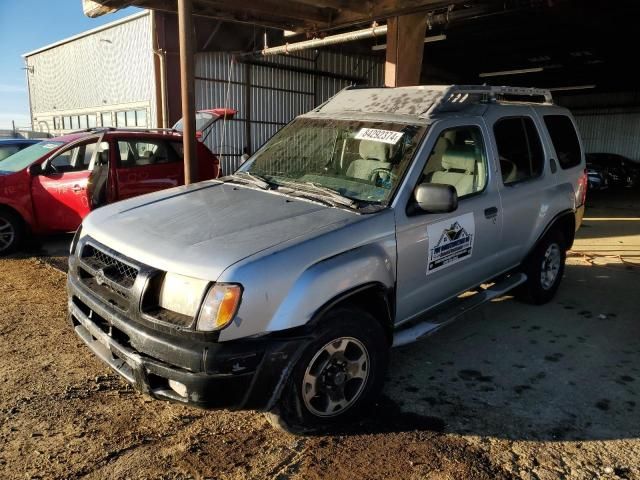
23, 12, 156, 135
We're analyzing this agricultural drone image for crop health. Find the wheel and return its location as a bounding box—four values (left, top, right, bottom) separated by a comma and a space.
266, 307, 389, 434
0, 209, 24, 256
515, 230, 566, 305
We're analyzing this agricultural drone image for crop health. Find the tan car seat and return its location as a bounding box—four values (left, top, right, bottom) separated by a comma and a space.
346, 140, 391, 180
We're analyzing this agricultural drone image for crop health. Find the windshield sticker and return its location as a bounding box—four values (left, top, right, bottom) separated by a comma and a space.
355, 128, 404, 145
41, 143, 60, 150
426, 213, 475, 275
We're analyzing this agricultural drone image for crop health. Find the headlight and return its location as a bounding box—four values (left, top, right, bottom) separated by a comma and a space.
196, 284, 242, 332
70, 226, 82, 255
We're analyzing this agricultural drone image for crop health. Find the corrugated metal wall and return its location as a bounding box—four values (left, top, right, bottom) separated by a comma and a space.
25, 13, 155, 135
574, 111, 640, 161
559, 92, 640, 161
195, 51, 383, 174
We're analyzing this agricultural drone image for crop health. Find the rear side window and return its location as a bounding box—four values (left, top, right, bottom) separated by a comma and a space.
0, 145, 20, 161
544, 115, 582, 169
494, 117, 544, 185
117, 139, 180, 167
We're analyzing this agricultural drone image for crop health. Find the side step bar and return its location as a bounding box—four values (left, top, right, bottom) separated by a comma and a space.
392, 273, 527, 348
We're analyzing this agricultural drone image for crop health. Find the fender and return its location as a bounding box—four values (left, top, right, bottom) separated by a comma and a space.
265, 242, 396, 334
526, 208, 576, 259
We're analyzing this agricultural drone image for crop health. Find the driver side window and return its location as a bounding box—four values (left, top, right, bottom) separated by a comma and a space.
49, 141, 97, 173
419, 126, 487, 199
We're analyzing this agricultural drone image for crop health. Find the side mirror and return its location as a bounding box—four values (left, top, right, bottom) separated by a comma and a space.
413, 183, 458, 213
28, 163, 43, 176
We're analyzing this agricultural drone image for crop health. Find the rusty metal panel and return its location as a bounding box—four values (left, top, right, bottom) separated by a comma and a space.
25, 13, 154, 134
195, 50, 383, 173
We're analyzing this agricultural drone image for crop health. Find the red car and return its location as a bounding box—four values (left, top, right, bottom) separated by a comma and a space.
0, 109, 234, 254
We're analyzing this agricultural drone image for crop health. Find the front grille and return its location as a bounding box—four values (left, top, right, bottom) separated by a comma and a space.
81, 244, 139, 289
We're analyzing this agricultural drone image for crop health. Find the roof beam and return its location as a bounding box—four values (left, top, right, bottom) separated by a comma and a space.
291, 0, 370, 15
193, 0, 333, 26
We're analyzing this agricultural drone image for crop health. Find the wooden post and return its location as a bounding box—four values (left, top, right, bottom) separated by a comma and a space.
178, 0, 197, 184
385, 14, 428, 87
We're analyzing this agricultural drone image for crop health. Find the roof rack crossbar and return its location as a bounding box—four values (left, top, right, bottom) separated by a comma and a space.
426, 85, 553, 115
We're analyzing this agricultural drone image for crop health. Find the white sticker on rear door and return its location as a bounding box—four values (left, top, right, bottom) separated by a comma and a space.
426, 212, 475, 275
355, 128, 404, 145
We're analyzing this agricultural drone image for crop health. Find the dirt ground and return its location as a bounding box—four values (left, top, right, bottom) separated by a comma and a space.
1, 190, 639, 480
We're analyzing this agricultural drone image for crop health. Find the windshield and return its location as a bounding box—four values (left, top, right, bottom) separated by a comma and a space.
0, 141, 64, 173
237, 117, 427, 206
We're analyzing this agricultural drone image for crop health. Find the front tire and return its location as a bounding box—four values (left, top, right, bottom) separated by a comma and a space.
516, 230, 566, 304
0, 209, 24, 256
266, 307, 389, 434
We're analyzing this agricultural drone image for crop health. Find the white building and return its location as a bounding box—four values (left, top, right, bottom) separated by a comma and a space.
23, 12, 157, 136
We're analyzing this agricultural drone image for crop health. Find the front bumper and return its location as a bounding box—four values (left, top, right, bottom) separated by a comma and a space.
68, 273, 311, 411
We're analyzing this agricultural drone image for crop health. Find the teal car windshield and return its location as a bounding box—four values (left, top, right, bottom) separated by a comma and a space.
0, 141, 64, 173
238, 118, 428, 206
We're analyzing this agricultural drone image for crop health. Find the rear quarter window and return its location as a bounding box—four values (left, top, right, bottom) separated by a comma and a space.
543, 115, 582, 169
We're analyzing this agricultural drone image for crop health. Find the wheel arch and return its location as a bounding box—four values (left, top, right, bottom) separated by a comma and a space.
0, 203, 27, 231
529, 209, 576, 257
309, 282, 395, 345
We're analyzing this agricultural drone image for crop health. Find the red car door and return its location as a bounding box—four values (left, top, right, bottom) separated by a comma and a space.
31, 139, 98, 233
113, 137, 183, 200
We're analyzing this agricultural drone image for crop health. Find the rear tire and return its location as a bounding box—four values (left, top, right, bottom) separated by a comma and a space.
266, 307, 389, 434
515, 230, 566, 305
0, 209, 24, 256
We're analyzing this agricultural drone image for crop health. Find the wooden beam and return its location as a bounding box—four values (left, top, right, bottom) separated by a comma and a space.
385, 13, 428, 87
290, 0, 369, 15
178, 0, 198, 184
194, 0, 331, 25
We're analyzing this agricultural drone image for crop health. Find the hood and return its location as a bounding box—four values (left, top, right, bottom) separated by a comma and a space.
83, 181, 359, 280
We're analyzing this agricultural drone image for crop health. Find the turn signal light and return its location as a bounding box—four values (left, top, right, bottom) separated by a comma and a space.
196, 284, 242, 332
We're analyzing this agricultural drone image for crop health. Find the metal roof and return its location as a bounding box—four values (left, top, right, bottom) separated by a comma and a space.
22, 10, 149, 58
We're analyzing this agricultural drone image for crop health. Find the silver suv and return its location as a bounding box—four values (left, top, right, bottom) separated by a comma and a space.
68, 85, 588, 433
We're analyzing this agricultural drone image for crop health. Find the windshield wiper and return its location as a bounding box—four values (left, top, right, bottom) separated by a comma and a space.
223, 171, 272, 190
278, 181, 356, 208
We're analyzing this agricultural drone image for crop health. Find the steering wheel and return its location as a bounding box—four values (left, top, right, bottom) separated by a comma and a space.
369, 167, 397, 186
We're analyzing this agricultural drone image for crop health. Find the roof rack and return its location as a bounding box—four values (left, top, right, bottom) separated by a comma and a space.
426, 85, 553, 115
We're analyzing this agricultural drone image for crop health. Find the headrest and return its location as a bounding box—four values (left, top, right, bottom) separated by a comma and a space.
441, 146, 476, 172
432, 136, 452, 157
359, 140, 389, 161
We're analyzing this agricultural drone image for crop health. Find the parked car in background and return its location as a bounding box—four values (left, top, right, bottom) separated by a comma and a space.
586, 152, 640, 189
0, 138, 41, 162
68, 85, 587, 433
586, 163, 608, 191
0, 110, 232, 254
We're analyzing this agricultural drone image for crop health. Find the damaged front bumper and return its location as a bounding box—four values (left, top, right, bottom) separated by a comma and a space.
67, 273, 310, 411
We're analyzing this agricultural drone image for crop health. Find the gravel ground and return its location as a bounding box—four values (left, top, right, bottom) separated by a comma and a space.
0, 190, 638, 479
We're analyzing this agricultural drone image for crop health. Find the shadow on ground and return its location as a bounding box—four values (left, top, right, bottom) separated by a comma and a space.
381, 259, 639, 442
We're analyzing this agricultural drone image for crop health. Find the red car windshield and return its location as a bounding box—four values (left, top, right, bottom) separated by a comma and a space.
0, 141, 64, 173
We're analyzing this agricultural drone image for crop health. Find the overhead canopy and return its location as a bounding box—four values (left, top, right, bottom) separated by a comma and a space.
82, 0, 465, 32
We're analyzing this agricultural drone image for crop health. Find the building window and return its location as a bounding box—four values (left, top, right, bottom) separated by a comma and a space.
88, 115, 97, 128
62, 116, 71, 130
125, 110, 136, 127
101, 113, 113, 127
135, 110, 147, 127
116, 111, 126, 127
53, 117, 60, 129
79, 115, 88, 129
71, 116, 80, 130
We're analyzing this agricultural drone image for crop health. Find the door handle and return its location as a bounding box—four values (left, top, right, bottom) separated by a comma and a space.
484, 206, 498, 219
72, 184, 83, 192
